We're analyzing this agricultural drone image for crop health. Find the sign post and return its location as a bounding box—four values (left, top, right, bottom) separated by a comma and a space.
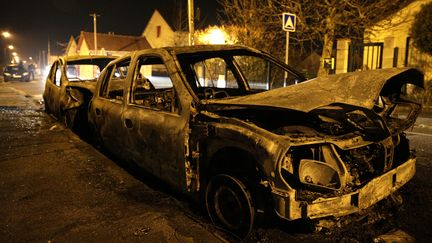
282, 13, 296, 86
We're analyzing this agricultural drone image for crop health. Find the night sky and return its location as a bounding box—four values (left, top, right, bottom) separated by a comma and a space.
0, 0, 221, 62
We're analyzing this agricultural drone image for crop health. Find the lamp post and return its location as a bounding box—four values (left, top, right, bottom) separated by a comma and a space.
1, 31, 12, 65
188, 0, 194, 46
90, 13, 99, 55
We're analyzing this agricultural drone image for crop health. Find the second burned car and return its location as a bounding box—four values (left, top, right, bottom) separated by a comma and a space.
43, 55, 116, 128
63, 45, 423, 237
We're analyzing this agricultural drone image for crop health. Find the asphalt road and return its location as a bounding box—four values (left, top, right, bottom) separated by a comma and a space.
1, 78, 431, 242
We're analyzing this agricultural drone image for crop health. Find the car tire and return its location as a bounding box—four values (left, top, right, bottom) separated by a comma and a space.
205, 174, 255, 238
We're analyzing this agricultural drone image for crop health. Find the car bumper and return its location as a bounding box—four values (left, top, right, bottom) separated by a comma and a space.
5, 76, 28, 81
272, 157, 416, 220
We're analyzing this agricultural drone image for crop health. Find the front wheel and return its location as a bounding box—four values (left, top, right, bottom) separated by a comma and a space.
205, 174, 255, 238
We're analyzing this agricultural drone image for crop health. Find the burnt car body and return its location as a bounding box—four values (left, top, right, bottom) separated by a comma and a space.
3, 64, 29, 82
65, 45, 423, 237
43, 55, 116, 128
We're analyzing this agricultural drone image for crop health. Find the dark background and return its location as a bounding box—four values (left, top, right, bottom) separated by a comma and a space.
0, 0, 220, 60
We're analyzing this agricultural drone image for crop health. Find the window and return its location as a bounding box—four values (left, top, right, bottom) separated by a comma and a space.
131, 56, 178, 113
100, 59, 130, 101
54, 64, 61, 86
156, 25, 161, 38
193, 57, 238, 89
65, 64, 101, 81
234, 55, 298, 90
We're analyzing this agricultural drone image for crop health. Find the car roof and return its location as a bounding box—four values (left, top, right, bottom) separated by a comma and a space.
162, 44, 260, 54
59, 55, 117, 63
123, 45, 262, 58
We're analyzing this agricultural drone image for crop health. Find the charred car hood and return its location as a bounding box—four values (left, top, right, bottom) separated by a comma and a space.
206, 68, 423, 112
204, 68, 424, 140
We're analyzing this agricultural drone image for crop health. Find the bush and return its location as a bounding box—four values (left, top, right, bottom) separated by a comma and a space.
411, 2, 432, 55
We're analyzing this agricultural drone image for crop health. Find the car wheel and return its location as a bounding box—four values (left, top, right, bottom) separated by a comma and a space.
205, 174, 255, 238
63, 109, 77, 129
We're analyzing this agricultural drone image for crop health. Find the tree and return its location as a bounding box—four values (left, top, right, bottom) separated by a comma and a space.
219, 0, 412, 76
411, 2, 432, 55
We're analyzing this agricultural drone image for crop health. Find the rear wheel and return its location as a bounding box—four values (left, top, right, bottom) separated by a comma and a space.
205, 174, 255, 238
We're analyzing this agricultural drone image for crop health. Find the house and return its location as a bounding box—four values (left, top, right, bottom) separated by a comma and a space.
64, 36, 78, 57
336, 0, 432, 80
141, 9, 188, 48
67, 31, 151, 57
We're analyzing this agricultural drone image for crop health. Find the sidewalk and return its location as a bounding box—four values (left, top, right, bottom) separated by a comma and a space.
0, 85, 223, 242
0, 85, 41, 108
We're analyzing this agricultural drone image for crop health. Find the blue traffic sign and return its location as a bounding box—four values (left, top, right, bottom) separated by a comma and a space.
282, 13, 296, 32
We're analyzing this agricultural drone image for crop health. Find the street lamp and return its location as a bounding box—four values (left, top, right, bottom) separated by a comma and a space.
1, 31, 13, 65
207, 28, 226, 44
2, 31, 11, 38
8, 45, 14, 50
197, 27, 229, 45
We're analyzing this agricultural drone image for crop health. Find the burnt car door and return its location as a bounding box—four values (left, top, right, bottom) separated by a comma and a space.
44, 60, 63, 116
90, 58, 131, 156
122, 54, 189, 190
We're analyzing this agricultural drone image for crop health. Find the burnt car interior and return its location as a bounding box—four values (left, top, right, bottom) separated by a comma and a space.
130, 56, 178, 113
177, 50, 306, 100
100, 59, 130, 101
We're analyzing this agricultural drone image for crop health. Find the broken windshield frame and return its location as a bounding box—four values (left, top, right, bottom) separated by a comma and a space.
176, 50, 305, 100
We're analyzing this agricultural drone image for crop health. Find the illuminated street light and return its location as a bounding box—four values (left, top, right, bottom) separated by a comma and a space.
8, 45, 14, 50
2, 31, 11, 38
197, 27, 230, 45
12, 52, 17, 56
207, 28, 226, 44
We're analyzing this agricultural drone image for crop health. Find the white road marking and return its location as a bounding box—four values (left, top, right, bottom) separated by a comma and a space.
406, 131, 432, 137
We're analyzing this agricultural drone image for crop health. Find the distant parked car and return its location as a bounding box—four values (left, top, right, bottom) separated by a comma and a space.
43, 55, 116, 129
61, 45, 423, 237
3, 64, 29, 82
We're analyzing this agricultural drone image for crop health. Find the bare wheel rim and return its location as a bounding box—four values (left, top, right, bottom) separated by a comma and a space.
206, 174, 254, 237
214, 185, 245, 229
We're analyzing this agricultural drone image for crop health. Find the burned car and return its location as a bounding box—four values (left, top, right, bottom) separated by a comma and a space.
43, 55, 116, 128
66, 45, 423, 237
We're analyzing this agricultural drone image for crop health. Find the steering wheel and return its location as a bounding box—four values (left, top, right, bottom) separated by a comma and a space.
203, 88, 229, 99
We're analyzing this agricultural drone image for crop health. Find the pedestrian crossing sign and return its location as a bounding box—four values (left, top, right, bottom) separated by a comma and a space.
282, 13, 296, 32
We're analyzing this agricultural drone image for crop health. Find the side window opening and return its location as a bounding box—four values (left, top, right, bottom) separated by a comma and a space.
100, 59, 130, 101
52, 63, 61, 86
131, 56, 179, 113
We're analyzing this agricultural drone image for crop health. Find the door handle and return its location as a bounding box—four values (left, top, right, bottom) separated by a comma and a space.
124, 118, 133, 128
95, 108, 101, 116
